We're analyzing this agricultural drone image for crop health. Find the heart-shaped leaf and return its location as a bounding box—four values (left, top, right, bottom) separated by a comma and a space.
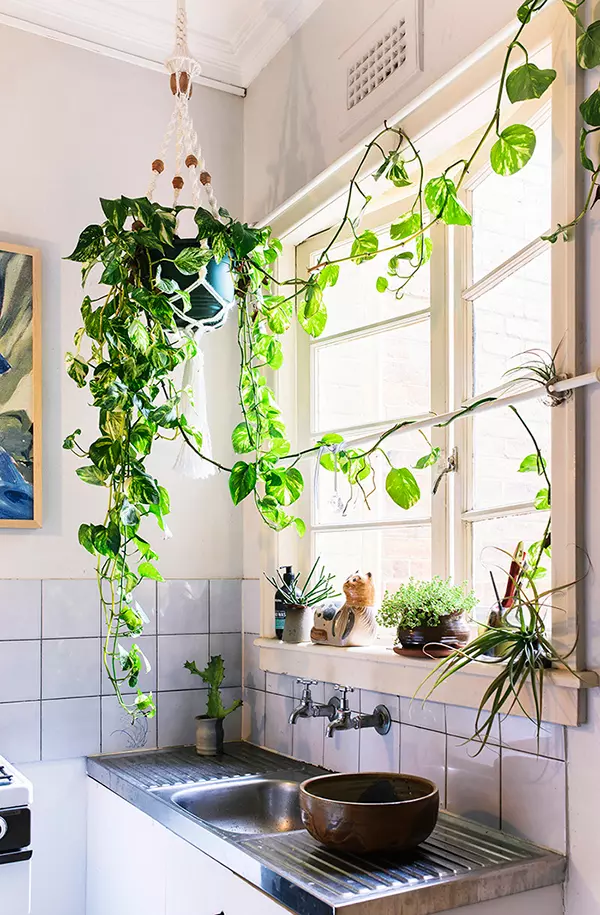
424, 177, 472, 226
490, 124, 537, 176
580, 89, 600, 127
385, 467, 421, 510
577, 20, 600, 69
506, 63, 556, 103
229, 461, 257, 505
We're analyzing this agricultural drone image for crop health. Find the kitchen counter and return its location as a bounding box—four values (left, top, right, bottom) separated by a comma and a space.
87, 743, 566, 915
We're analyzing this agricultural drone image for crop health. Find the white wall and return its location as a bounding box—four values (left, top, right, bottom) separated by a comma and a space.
0, 24, 244, 581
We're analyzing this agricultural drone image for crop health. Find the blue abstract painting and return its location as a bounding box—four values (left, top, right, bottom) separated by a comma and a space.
0, 247, 38, 524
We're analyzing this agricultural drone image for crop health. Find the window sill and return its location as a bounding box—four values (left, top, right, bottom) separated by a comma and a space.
255, 638, 599, 728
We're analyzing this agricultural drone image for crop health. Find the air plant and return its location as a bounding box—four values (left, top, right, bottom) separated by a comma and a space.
421, 556, 578, 754
265, 557, 340, 608
502, 343, 570, 406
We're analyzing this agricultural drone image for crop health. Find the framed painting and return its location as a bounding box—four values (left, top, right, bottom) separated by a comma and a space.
0, 242, 42, 528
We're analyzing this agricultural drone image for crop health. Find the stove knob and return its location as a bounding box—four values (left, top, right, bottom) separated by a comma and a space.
0, 817, 7, 841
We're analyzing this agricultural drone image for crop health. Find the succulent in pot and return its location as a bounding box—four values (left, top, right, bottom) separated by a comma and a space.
377, 577, 477, 658
265, 558, 339, 644
184, 655, 242, 756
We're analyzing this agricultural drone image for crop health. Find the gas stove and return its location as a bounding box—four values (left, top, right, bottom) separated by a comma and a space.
0, 756, 33, 914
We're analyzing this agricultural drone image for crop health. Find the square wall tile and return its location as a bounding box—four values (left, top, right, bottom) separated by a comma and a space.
401, 697, 445, 732
500, 715, 565, 760
243, 633, 265, 691
158, 580, 209, 635
0, 641, 41, 702
266, 673, 295, 698
221, 687, 243, 743
209, 633, 242, 687
242, 579, 261, 635
101, 636, 157, 696
42, 580, 100, 639
243, 688, 266, 747
360, 721, 400, 773
361, 690, 400, 722
265, 692, 294, 757
101, 696, 157, 754
400, 725, 446, 805
0, 581, 41, 640
42, 638, 100, 699
447, 737, 500, 829
42, 697, 101, 760
0, 701, 41, 762
446, 703, 500, 745
324, 726, 360, 773
501, 749, 566, 852
210, 580, 242, 633
157, 689, 206, 748
292, 716, 325, 768
158, 634, 208, 691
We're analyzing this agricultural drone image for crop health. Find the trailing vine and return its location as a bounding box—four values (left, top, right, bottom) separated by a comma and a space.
66, 0, 594, 717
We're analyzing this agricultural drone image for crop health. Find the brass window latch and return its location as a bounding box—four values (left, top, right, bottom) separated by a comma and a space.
433, 448, 458, 495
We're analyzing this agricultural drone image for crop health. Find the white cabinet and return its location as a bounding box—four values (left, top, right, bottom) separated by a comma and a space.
86, 780, 291, 915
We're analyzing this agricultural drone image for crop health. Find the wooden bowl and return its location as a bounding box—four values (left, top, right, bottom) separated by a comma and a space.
299, 772, 439, 855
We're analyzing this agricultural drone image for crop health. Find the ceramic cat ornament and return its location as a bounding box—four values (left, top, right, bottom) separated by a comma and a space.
311, 571, 378, 647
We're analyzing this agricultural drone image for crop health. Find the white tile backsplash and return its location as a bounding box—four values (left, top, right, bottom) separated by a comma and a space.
266, 672, 295, 697
209, 632, 242, 687
42, 580, 100, 639
501, 749, 566, 852
243, 633, 265, 691
401, 697, 445, 732
500, 715, 565, 760
158, 580, 209, 634
0, 700, 41, 762
210, 580, 242, 633
101, 696, 157, 754
400, 724, 446, 805
361, 690, 400, 722
0, 581, 41, 640
157, 689, 207, 748
42, 637, 101, 699
265, 692, 294, 757
242, 579, 261, 634
447, 737, 501, 829
0, 640, 41, 702
243, 687, 266, 747
158, 634, 209, 691
324, 725, 360, 772
221, 687, 243, 743
360, 720, 400, 773
446, 704, 500, 745
42, 697, 101, 760
292, 715, 325, 768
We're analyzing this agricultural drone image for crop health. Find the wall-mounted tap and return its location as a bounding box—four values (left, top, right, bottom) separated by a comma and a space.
326, 685, 391, 739
288, 680, 338, 725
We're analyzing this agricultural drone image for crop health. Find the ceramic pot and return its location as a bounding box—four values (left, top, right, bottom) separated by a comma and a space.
154, 237, 235, 328
282, 603, 312, 644
395, 611, 471, 658
194, 716, 224, 756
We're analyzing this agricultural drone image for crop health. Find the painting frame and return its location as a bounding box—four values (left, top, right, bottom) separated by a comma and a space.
0, 241, 42, 529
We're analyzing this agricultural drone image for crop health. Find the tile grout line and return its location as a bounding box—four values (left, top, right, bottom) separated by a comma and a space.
39, 579, 43, 761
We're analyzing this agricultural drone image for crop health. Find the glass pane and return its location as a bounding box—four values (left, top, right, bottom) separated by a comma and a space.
312, 233, 430, 337
315, 525, 432, 605
471, 512, 551, 623
472, 250, 551, 395
471, 117, 551, 282
315, 430, 433, 525
313, 319, 430, 432
473, 400, 551, 511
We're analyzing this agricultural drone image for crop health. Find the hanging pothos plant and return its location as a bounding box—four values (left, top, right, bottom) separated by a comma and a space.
66, 0, 594, 717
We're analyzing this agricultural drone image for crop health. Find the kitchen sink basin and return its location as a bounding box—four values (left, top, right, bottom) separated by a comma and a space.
162, 775, 305, 836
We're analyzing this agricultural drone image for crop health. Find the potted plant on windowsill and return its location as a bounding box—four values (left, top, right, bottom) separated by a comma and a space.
377, 577, 476, 658
184, 655, 242, 756
264, 558, 340, 644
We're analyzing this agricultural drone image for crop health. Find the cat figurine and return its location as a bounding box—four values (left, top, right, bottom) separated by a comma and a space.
311, 571, 378, 647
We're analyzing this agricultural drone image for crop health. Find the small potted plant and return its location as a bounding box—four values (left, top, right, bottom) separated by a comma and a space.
378, 577, 476, 658
265, 558, 340, 644
184, 655, 242, 756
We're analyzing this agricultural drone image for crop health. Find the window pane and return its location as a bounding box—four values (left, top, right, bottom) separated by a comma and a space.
471, 512, 551, 622
473, 400, 551, 511
472, 250, 551, 395
313, 319, 430, 432
313, 234, 430, 337
471, 117, 551, 282
315, 526, 432, 605
315, 430, 433, 525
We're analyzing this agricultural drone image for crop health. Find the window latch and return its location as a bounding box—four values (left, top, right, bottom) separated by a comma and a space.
432, 448, 458, 495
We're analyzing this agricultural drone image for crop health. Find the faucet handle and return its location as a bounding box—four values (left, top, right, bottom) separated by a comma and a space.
297, 678, 318, 700
333, 684, 354, 709
297, 679, 318, 686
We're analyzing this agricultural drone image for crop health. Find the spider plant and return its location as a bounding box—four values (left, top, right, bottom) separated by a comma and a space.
265, 557, 340, 608
421, 558, 577, 754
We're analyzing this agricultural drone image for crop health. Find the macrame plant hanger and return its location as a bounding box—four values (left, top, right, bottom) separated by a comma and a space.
147, 0, 233, 480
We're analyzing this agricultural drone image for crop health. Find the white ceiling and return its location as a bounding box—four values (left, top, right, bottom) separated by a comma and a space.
0, 0, 327, 90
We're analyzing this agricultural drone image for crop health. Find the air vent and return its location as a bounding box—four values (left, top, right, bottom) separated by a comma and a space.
347, 19, 407, 110
339, 0, 423, 140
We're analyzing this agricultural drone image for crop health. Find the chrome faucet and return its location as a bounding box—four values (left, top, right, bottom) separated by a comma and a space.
326, 685, 392, 738
288, 680, 338, 725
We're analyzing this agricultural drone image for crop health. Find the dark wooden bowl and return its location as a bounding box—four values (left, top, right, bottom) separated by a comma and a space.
299, 772, 439, 854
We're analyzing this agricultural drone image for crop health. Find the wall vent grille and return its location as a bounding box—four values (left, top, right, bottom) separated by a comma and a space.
347, 19, 408, 110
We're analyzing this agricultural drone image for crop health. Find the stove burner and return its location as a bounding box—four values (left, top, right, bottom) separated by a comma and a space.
0, 766, 14, 787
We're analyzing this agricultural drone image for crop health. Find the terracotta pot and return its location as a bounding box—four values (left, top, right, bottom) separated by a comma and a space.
395, 611, 471, 658
300, 772, 439, 854
282, 603, 312, 644
194, 716, 224, 756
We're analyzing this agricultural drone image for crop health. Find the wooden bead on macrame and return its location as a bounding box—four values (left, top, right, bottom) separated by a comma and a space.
152, 159, 165, 174
185, 155, 198, 169
172, 176, 184, 190
170, 71, 192, 96
200, 171, 212, 186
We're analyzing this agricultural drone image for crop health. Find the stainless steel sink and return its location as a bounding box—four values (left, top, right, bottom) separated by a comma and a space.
157, 774, 305, 836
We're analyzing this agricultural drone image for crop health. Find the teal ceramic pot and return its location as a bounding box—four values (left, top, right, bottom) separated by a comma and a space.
157, 237, 235, 328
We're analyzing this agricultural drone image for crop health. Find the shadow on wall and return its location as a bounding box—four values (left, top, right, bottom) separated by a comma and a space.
260, 5, 327, 217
